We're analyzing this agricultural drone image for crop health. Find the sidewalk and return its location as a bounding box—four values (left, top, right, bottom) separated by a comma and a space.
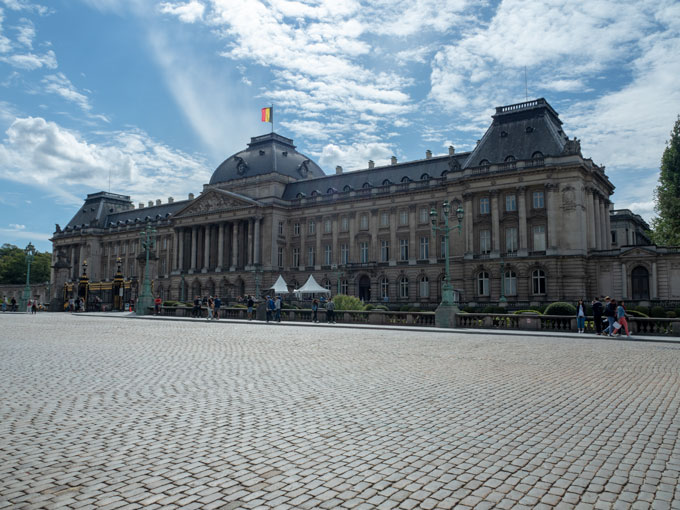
74, 312, 680, 345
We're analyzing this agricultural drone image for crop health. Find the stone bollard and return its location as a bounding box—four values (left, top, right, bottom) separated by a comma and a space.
519, 316, 541, 330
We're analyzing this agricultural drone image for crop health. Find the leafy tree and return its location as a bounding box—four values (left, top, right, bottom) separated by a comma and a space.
0, 243, 51, 284
650, 116, 680, 246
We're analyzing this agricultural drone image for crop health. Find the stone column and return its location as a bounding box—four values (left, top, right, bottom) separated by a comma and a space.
604, 199, 612, 249
190, 225, 197, 273
247, 219, 254, 267
165, 235, 171, 277
172, 229, 179, 271
599, 199, 607, 250
70, 245, 76, 280
517, 187, 528, 256
408, 206, 416, 264
546, 184, 559, 252
178, 228, 185, 272
231, 222, 239, 269
651, 262, 658, 299
389, 210, 397, 266
254, 217, 261, 265
621, 263, 628, 299
585, 188, 596, 250
370, 210, 379, 262
349, 212, 356, 264
593, 194, 602, 250
332, 216, 339, 266
299, 220, 306, 269
463, 194, 473, 258
315, 217, 322, 269
216, 223, 225, 272
429, 205, 437, 262
490, 191, 500, 257
202, 224, 211, 272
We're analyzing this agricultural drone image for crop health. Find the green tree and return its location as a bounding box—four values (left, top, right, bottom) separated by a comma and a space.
0, 243, 52, 284
650, 116, 680, 246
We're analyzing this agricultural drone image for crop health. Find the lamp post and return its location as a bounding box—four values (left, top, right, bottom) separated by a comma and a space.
20, 242, 36, 312
251, 263, 262, 298
331, 264, 344, 296
180, 272, 186, 303
430, 201, 464, 327
499, 259, 507, 304
136, 221, 157, 316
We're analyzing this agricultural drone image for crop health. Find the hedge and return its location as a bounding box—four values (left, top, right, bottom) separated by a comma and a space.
544, 302, 577, 316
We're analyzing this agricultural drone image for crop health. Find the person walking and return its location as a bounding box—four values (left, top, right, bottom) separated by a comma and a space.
193, 296, 201, 318
266, 296, 274, 322
326, 298, 335, 323
207, 296, 214, 321
603, 297, 617, 336
213, 295, 221, 320
275, 296, 282, 322
31, 300, 38, 314
312, 299, 319, 323
247, 295, 254, 320
576, 299, 586, 333
614, 301, 631, 337
592, 296, 604, 335
1, 297, 6, 312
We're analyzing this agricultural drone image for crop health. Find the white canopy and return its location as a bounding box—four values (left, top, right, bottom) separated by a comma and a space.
269, 275, 290, 294
294, 275, 331, 295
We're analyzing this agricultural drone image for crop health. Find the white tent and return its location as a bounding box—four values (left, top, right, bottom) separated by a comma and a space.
269, 275, 290, 294
294, 275, 331, 296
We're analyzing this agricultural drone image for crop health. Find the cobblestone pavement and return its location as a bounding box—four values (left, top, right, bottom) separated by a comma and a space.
1, 314, 679, 510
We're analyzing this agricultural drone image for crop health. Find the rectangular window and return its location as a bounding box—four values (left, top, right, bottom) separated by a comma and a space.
380, 212, 389, 227
341, 217, 349, 232
324, 244, 332, 265
480, 197, 490, 214
292, 247, 300, 267
324, 219, 332, 233
308, 246, 315, 266
505, 227, 518, 253
611, 230, 617, 245
419, 208, 429, 224
533, 225, 546, 251
278, 221, 284, 235
163, 237, 168, 249
419, 236, 429, 260
399, 210, 409, 226
293, 222, 300, 235
360, 242, 368, 263
341, 244, 349, 264
399, 239, 409, 261
380, 240, 389, 262
308, 220, 315, 235
505, 194, 517, 212
277, 247, 283, 267
533, 191, 544, 209
360, 214, 368, 230
121, 243, 126, 255
160, 258, 166, 275
480, 229, 491, 254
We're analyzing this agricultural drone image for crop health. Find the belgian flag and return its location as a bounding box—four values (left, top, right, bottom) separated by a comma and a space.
261, 107, 273, 123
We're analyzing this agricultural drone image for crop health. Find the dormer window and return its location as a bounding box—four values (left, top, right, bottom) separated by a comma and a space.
382, 179, 392, 186
480, 159, 490, 166
282, 151, 288, 157
420, 173, 431, 181
500, 131, 508, 137
401, 176, 411, 183
526, 126, 534, 133
532, 151, 543, 159
362, 182, 371, 189
505, 155, 515, 162
343, 185, 352, 192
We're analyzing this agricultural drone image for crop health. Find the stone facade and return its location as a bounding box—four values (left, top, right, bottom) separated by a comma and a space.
50, 99, 680, 307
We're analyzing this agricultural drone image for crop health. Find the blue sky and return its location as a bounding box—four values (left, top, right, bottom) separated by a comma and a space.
1, 0, 679, 252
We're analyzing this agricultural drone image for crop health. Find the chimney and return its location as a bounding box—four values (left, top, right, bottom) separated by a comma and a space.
168, 196, 174, 203
449, 145, 455, 155
188, 193, 194, 200
336, 165, 343, 175
391, 156, 397, 165
426, 150, 432, 159
156, 199, 161, 206
148, 201, 153, 207
139, 203, 144, 209
368, 160, 375, 169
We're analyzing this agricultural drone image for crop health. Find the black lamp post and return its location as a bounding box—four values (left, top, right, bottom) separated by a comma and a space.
19, 242, 36, 311
136, 221, 157, 315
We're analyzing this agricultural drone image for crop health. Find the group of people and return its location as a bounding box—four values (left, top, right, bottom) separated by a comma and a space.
1, 296, 42, 313
1, 296, 17, 312
192, 295, 222, 320
577, 296, 631, 337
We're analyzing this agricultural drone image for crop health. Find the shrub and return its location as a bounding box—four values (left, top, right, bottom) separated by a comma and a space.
231, 303, 247, 309
675, 307, 680, 317
364, 304, 375, 311
626, 309, 649, 318
666, 311, 677, 318
513, 309, 542, 315
482, 305, 506, 313
650, 306, 667, 318
333, 294, 365, 311
544, 302, 577, 316
635, 305, 650, 315
373, 305, 389, 311
163, 300, 179, 306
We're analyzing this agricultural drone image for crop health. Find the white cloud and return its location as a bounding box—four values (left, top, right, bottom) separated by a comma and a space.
159, 1, 205, 23
15, 17, 34, 47
42, 73, 92, 112
317, 141, 393, 171
8, 222, 25, 229
0, 116, 211, 205
0, 48, 56, 69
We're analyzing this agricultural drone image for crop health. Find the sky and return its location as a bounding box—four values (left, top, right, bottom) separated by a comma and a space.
1, 0, 679, 253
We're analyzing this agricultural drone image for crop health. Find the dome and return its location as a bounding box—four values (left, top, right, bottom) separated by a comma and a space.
209, 133, 325, 185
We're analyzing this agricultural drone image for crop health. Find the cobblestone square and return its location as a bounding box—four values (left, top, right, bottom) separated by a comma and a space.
1, 314, 679, 509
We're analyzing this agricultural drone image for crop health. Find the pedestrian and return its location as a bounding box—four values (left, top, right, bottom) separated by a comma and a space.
1, 297, 6, 312
154, 296, 162, 315
592, 296, 604, 335
207, 296, 214, 320
31, 300, 38, 314
265, 295, 274, 322
576, 299, 586, 333
80, 298, 85, 312
312, 299, 319, 323
326, 298, 335, 323
613, 300, 631, 337
275, 296, 282, 322
27, 299, 32, 313
213, 295, 221, 320
193, 295, 202, 318
10, 297, 16, 312
603, 297, 617, 336
247, 295, 254, 320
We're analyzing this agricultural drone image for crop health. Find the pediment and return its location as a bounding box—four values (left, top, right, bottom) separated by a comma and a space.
174, 189, 260, 218
618, 246, 658, 259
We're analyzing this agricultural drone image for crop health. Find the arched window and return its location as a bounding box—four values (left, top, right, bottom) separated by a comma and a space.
311, 190, 319, 197
532, 151, 543, 159
505, 155, 515, 162
296, 192, 306, 199
382, 179, 392, 186
322, 279, 332, 292
532, 269, 546, 295
480, 159, 490, 166
399, 277, 409, 298
420, 173, 431, 181
327, 187, 336, 194
419, 276, 429, 299
343, 185, 352, 192
380, 277, 389, 300
362, 182, 372, 189
504, 270, 517, 296
440, 170, 448, 178
401, 176, 411, 183
477, 271, 489, 296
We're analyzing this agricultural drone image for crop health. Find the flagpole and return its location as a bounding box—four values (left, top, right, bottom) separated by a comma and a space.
271, 104, 274, 134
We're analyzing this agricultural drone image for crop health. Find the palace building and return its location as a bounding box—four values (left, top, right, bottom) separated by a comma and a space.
50, 98, 680, 308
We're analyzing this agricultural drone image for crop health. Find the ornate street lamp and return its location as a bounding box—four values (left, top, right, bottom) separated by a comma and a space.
251, 263, 262, 298
180, 272, 186, 303
136, 221, 157, 316
430, 201, 464, 327
19, 242, 36, 312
